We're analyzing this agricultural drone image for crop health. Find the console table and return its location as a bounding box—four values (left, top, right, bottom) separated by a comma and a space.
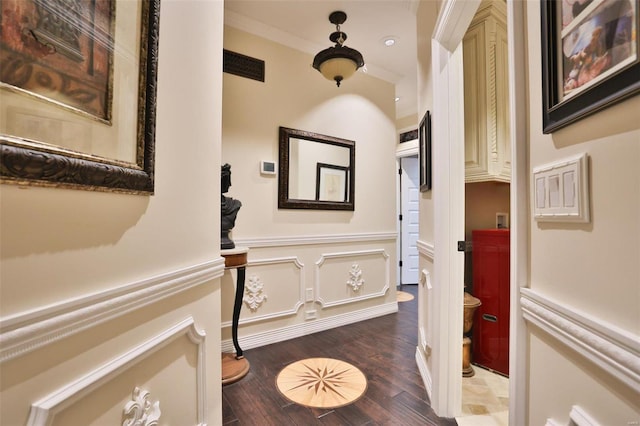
220, 247, 250, 384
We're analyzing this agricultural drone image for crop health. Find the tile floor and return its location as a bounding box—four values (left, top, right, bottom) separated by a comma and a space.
456, 365, 509, 426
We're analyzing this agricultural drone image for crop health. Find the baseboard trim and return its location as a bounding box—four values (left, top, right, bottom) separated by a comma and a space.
521, 288, 640, 393
415, 347, 433, 401
1, 259, 225, 363
221, 301, 398, 352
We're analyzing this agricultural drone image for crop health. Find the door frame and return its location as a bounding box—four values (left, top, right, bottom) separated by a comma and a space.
396, 143, 419, 287
429, 0, 528, 423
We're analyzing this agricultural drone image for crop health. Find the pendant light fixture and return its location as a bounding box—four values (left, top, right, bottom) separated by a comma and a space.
312, 11, 365, 87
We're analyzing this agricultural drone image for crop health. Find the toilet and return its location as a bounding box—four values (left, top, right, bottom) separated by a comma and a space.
463, 292, 482, 377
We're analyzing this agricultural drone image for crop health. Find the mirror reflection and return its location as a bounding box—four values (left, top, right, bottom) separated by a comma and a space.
279, 127, 355, 210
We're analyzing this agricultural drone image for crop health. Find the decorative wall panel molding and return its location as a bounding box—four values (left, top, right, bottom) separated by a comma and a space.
0, 259, 224, 363
221, 301, 397, 353
315, 249, 390, 308
416, 239, 435, 260
346, 264, 365, 292
27, 318, 206, 426
122, 387, 161, 426
521, 288, 640, 393
243, 275, 268, 312
234, 232, 397, 248
420, 268, 433, 290
222, 256, 304, 327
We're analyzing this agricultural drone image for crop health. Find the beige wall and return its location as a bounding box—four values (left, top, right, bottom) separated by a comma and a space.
220, 27, 399, 349
0, 1, 225, 424
525, 1, 640, 424
397, 113, 419, 132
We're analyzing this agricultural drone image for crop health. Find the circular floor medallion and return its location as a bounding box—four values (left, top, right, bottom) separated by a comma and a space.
397, 290, 414, 302
276, 358, 367, 409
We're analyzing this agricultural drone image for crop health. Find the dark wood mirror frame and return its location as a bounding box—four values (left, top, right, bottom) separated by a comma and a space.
278, 126, 355, 211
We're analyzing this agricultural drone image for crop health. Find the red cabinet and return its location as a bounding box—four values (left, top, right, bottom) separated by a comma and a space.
471, 229, 510, 376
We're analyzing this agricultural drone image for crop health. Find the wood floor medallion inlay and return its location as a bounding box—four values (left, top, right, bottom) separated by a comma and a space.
276, 358, 367, 409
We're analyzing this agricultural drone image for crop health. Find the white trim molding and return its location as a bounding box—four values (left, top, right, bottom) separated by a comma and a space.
221, 301, 398, 353
243, 275, 268, 312
416, 240, 434, 261
122, 387, 161, 426
234, 232, 397, 248
546, 405, 602, 426
415, 347, 433, 401
0, 259, 224, 363
521, 288, 640, 393
315, 249, 390, 308
27, 317, 207, 426
221, 256, 304, 327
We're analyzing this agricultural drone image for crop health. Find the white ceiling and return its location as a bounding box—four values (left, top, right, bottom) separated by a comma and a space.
224, 0, 420, 120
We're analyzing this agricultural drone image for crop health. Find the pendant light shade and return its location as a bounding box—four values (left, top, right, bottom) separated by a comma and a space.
312, 11, 365, 87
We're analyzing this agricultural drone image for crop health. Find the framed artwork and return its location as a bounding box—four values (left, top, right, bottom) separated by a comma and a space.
316, 163, 348, 202
541, 0, 639, 133
0, 0, 161, 194
419, 110, 432, 192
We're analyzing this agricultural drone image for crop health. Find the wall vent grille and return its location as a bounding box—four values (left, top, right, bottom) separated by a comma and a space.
223, 49, 265, 82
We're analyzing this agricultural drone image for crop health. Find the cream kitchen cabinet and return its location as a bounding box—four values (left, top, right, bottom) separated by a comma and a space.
463, 0, 511, 183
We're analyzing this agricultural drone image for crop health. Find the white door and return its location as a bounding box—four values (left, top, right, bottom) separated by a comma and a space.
400, 156, 420, 284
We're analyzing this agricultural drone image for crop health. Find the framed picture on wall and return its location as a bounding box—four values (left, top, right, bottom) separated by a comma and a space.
0, 0, 161, 194
419, 110, 432, 192
316, 163, 348, 202
541, 0, 639, 133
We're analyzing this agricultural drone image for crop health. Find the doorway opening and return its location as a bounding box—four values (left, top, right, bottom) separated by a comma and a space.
399, 155, 420, 287
457, 0, 513, 422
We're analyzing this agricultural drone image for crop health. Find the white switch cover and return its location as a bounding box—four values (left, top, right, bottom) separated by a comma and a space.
533, 153, 589, 222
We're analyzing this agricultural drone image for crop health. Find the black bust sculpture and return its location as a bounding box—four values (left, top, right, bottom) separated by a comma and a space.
221, 163, 242, 249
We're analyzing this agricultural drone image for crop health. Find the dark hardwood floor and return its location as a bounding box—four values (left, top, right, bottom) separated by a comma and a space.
222, 285, 458, 425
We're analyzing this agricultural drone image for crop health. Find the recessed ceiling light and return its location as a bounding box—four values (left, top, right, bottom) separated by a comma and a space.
383, 37, 396, 47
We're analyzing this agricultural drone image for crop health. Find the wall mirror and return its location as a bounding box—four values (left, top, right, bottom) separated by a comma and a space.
278, 126, 355, 210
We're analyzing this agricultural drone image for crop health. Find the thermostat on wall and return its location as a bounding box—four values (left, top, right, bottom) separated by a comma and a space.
260, 160, 276, 175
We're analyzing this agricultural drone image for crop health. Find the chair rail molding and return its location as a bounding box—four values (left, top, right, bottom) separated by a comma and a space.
416, 239, 435, 260
27, 317, 207, 426
521, 287, 640, 393
0, 259, 224, 363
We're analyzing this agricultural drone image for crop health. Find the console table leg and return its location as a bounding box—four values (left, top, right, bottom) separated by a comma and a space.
232, 266, 245, 359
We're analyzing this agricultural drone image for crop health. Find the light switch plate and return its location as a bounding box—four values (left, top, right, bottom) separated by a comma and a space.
533, 153, 590, 222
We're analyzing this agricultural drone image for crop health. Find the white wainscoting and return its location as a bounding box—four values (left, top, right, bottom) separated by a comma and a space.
27, 317, 207, 426
521, 287, 640, 393
315, 249, 390, 308
0, 259, 225, 363
221, 256, 305, 327
416, 240, 435, 261
221, 301, 397, 353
